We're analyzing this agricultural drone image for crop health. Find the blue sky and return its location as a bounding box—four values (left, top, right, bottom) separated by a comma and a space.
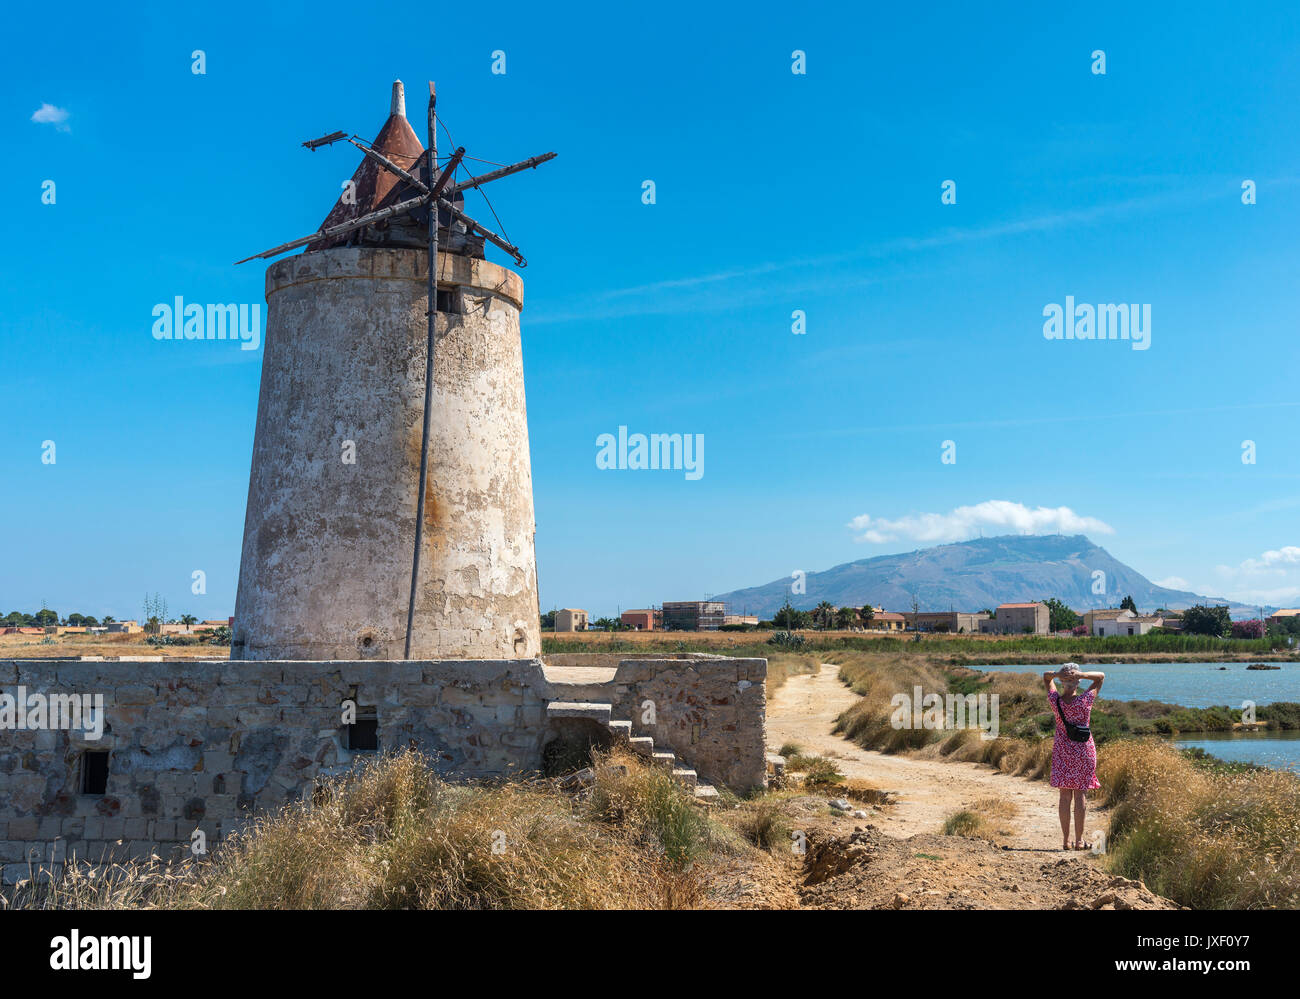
3, 0, 1298, 621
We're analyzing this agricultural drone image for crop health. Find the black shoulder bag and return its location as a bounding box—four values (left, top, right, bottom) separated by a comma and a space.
1053, 692, 1092, 743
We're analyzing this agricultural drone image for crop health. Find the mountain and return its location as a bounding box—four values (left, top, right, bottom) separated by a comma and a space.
712, 535, 1255, 619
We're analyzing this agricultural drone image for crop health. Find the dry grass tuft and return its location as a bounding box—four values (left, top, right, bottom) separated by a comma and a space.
731, 800, 792, 853
783, 752, 845, 786
942, 796, 1019, 840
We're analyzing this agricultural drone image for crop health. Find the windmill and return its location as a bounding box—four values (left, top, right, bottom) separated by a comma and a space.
236, 80, 556, 660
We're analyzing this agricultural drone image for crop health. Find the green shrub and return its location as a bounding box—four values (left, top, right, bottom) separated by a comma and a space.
943, 811, 981, 836
801, 756, 845, 786
767, 631, 806, 650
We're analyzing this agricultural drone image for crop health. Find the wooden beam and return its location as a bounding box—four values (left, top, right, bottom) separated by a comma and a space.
429, 147, 465, 199
448, 152, 557, 194
234, 192, 429, 264
437, 197, 526, 266
346, 137, 428, 192
302, 130, 347, 151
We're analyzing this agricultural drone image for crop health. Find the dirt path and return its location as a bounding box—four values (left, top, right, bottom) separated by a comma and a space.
768, 663, 1089, 850
739, 663, 1180, 909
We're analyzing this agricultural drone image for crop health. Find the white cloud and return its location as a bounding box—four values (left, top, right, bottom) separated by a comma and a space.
31, 103, 70, 132
1154, 576, 1189, 590
847, 500, 1115, 545
1206, 545, 1300, 605
1240, 546, 1300, 573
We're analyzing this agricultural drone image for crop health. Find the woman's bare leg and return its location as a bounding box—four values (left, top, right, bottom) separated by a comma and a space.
1058, 789, 1072, 849
1073, 790, 1088, 848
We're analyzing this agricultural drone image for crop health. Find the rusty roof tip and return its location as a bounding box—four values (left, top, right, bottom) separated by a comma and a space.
391, 80, 405, 118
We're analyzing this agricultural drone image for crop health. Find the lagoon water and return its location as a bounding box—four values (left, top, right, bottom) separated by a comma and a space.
972, 662, 1300, 770
1172, 730, 1300, 771
972, 661, 1298, 708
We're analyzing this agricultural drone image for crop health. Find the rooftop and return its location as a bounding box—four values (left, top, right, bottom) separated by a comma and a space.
306, 81, 474, 255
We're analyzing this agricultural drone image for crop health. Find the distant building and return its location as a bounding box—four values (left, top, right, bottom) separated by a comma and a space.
555, 608, 588, 632
981, 602, 1049, 635
621, 609, 661, 631
159, 623, 212, 635
905, 611, 990, 634
870, 612, 906, 632
1082, 608, 1128, 634
1085, 608, 1163, 637
106, 620, 143, 634
1268, 609, 1300, 627
724, 614, 759, 627
662, 601, 726, 631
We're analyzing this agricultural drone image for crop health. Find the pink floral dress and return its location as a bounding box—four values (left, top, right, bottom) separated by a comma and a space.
1049, 688, 1100, 790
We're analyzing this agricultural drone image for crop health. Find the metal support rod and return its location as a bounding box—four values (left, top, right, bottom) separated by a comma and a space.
404, 82, 439, 660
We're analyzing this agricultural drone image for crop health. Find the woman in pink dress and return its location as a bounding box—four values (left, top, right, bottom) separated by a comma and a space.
1042, 662, 1105, 850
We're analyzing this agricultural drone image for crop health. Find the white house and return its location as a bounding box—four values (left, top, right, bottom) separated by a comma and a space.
1087, 608, 1163, 637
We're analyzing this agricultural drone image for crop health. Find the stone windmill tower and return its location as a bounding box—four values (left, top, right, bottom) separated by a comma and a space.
231, 81, 555, 662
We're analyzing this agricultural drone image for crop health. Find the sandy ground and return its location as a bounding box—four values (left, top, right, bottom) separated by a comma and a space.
767, 663, 1096, 849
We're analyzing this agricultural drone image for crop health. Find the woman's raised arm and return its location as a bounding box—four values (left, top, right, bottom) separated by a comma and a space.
1042, 670, 1058, 694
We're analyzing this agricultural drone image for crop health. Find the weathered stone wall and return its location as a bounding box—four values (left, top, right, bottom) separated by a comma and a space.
232, 246, 542, 662
605, 658, 767, 791
0, 655, 766, 882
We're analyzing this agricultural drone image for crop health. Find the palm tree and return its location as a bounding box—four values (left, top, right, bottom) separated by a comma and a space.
181, 614, 198, 626
857, 605, 875, 629
834, 606, 855, 630
813, 601, 835, 630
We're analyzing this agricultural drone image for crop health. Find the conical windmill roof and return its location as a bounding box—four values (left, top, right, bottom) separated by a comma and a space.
308, 81, 426, 251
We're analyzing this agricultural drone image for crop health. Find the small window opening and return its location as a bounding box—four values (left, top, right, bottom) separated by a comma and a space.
436, 289, 458, 313
82, 750, 109, 795
347, 713, 379, 752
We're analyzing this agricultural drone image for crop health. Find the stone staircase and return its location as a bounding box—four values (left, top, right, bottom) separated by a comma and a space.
545, 701, 720, 801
